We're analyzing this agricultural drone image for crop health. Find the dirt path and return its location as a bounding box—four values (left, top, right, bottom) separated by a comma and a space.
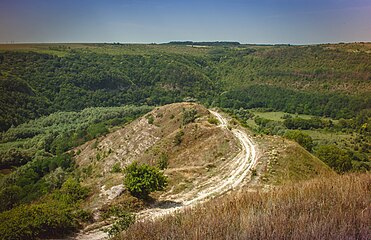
74, 110, 258, 240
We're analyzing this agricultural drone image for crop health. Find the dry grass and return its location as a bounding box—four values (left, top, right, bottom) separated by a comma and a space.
253, 135, 334, 185
120, 173, 370, 240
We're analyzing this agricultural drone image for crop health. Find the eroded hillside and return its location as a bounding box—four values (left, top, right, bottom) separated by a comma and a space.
72, 103, 239, 233
71, 102, 336, 240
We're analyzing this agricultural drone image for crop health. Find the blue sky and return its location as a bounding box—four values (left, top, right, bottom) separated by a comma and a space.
0, 0, 370, 44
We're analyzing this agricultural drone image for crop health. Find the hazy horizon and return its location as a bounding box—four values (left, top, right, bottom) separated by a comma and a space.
0, 0, 370, 44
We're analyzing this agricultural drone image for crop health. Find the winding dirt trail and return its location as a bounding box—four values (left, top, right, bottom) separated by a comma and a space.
74, 110, 258, 240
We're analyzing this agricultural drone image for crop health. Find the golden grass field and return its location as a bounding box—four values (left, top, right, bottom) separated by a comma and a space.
120, 173, 370, 240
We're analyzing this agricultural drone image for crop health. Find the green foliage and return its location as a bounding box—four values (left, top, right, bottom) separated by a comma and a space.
182, 109, 198, 125
284, 117, 325, 130
146, 114, 154, 124
0, 185, 22, 212
174, 130, 184, 146
0, 77, 50, 132
0, 178, 88, 239
207, 117, 219, 125
54, 177, 89, 205
0, 154, 73, 205
1, 45, 370, 133
216, 85, 369, 119
315, 145, 353, 173
157, 153, 169, 170
222, 108, 254, 127
124, 162, 167, 199
0, 148, 34, 169
103, 211, 135, 237
87, 122, 108, 139
0, 200, 75, 240
284, 130, 314, 152
0, 105, 152, 169
111, 162, 122, 173
0, 51, 216, 131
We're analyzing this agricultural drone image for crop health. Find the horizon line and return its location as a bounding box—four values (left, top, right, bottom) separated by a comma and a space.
0, 41, 370, 46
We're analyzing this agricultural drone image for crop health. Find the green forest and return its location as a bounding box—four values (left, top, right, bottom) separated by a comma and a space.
1, 43, 370, 131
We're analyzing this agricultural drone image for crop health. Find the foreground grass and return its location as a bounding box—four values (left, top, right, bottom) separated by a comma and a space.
120, 173, 370, 240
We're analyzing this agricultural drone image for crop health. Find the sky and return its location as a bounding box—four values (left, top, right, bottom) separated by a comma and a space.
0, 0, 370, 44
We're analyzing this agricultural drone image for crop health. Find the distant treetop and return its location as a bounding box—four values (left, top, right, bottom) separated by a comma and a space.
166, 41, 241, 46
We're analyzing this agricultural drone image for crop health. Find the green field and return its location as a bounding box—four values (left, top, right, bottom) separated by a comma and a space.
250, 110, 338, 123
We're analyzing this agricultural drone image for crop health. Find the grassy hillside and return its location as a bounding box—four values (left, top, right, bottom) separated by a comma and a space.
252, 135, 335, 185
120, 173, 370, 240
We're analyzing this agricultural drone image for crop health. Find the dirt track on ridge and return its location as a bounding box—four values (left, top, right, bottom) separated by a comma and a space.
75, 110, 258, 240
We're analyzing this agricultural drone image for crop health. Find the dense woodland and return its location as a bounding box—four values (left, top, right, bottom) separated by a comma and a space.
0, 43, 370, 239
0, 44, 370, 131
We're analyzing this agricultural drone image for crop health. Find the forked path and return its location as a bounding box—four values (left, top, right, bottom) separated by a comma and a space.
75, 110, 258, 240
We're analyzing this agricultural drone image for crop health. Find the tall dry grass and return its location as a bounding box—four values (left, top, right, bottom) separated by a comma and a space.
120, 173, 370, 240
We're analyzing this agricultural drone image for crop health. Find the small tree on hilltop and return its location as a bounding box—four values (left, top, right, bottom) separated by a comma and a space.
124, 162, 167, 199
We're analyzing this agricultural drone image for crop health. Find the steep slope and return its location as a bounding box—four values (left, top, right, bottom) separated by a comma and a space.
72, 103, 241, 237
121, 173, 370, 240
252, 135, 335, 185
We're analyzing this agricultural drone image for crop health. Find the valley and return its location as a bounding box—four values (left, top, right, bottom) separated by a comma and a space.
0, 42, 369, 240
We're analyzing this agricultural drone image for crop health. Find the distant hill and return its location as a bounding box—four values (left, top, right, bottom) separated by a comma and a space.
165, 41, 241, 46
0, 42, 370, 130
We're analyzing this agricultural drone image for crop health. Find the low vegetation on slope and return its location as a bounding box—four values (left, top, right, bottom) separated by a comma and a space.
253, 136, 334, 185
120, 173, 370, 240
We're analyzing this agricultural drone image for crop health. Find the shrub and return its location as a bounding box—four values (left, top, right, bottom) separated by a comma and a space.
207, 117, 219, 125
182, 109, 198, 125
103, 211, 135, 237
284, 130, 314, 151
0, 185, 22, 212
0, 200, 76, 240
315, 145, 352, 173
157, 153, 169, 170
54, 177, 89, 204
124, 162, 167, 199
87, 122, 108, 139
0, 149, 34, 169
111, 162, 122, 173
174, 130, 184, 146
146, 115, 154, 124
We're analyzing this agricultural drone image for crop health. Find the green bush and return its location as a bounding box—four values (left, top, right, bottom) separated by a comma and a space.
284, 130, 314, 152
174, 130, 184, 146
0, 200, 76, 240
54, 177, 89, 205
0, 178, 90, 239
124, 162, 167, 199
207, 117, 219, 125
103, 211, 135, 237
157, 153, 169, 170
0, 185, 22, 212
146, 114, 154, 124
111, 162, 122, 173
315, 145, 353, 173
183, 109, 198, 125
